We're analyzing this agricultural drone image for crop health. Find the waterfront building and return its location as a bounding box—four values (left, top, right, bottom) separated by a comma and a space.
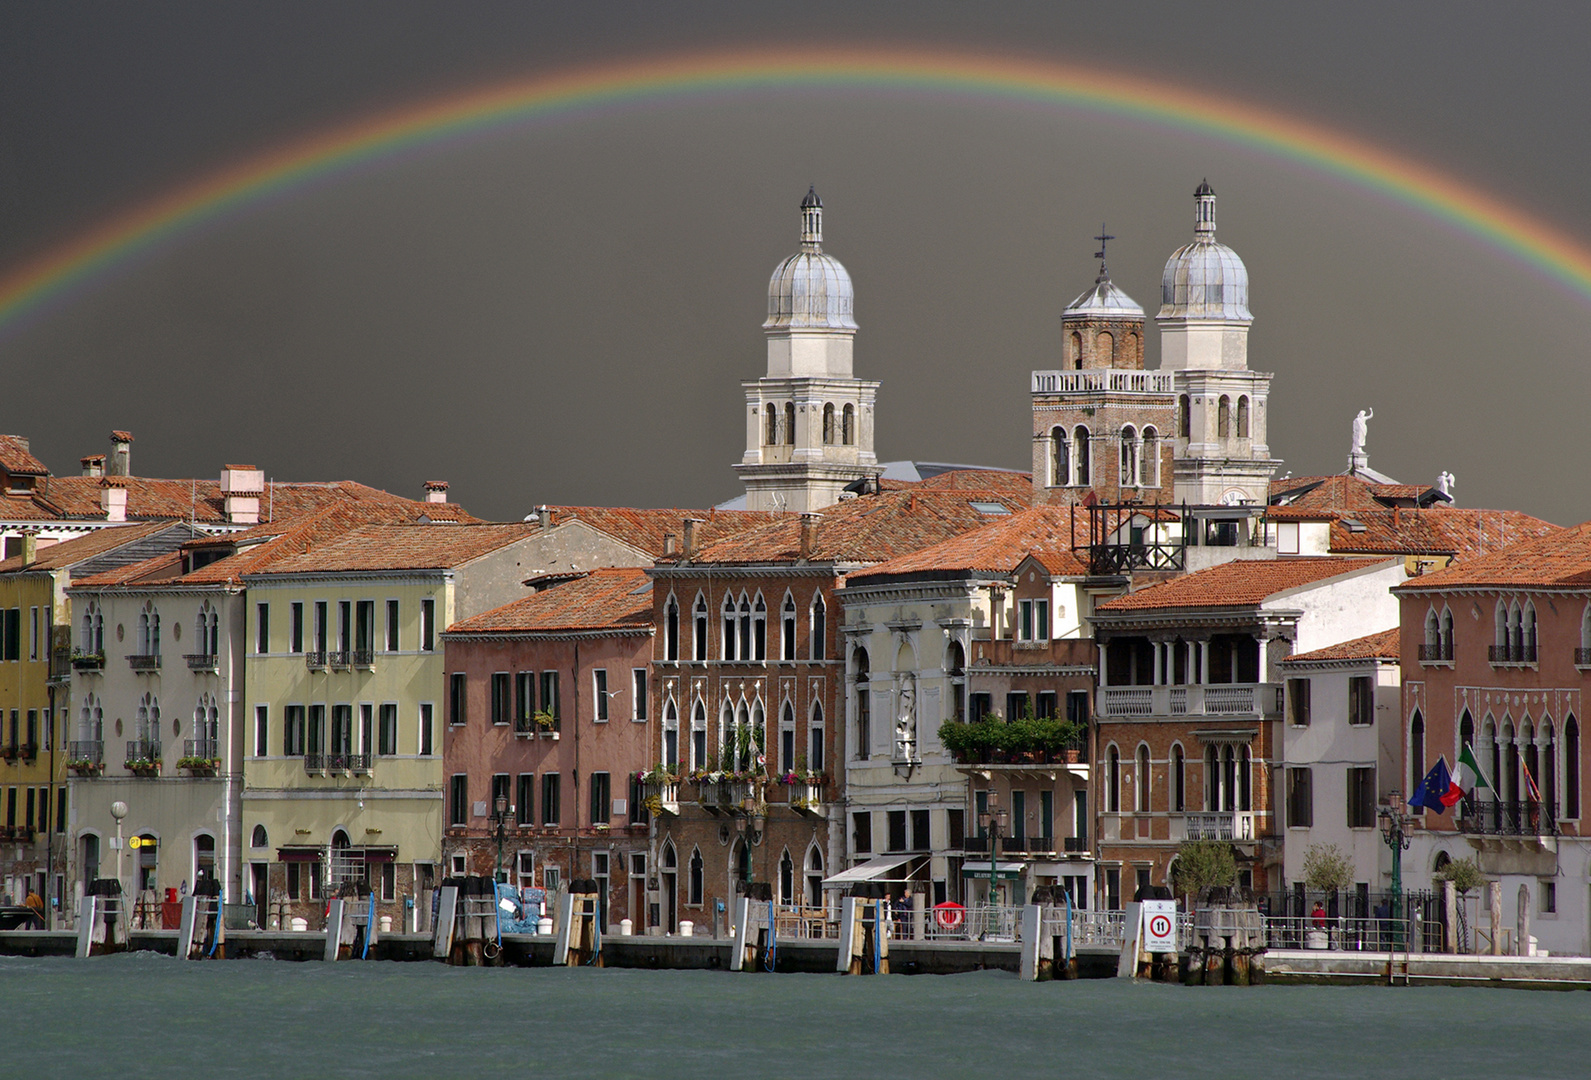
440, 567, 654, 930
1090, 556, 1406, 904
0, 522, 200, 913
1393, 520, 1591, 956
836, 506, 1096, 910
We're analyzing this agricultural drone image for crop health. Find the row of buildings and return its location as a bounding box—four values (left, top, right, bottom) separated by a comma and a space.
2, 183, 1586, 955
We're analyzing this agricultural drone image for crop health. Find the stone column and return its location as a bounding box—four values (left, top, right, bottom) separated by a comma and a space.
1443, 879, 1457, 953
1489, 880, 1503, 956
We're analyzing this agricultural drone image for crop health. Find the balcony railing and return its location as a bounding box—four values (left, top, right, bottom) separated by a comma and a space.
126, 654, 161, 671
305, 752, 325, 772
1418, 643, 1454, 662
125, 740, 161, 769
328, 650, 351, 669
71, 652, 105, 671
1576, 647, 1591, 666
184, 653, 219, 672
352, 649, 374, 669
1100, 683, 1280, 718
1178, 810, 1257, 842
962, 835, 993, 855
17, 742, 36, 762
1032, 368, 1175, 395
68, 740, 104, 766
1458, 798, 1557, 837
183, 738, 219, 761
1063, 835, 1089, 853
305, 651, 327, 670
326, 752, 372, 773
1488, 644, 1537, 665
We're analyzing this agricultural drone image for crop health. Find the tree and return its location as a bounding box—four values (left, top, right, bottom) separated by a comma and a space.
1172, 840, 1237, 902
1301, 843, 1355, 895
1434, 856, 1486, 897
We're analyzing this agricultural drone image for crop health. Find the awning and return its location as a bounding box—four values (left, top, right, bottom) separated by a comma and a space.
960, 862, 1024, 880
276, 846, 324, 863
822, 855, 917, 887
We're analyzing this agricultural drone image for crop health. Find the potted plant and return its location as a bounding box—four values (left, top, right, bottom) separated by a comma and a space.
176, 755, 221, 776
533, 709, 559, 737
66, 757, 103, 777
124, 756, 161, 777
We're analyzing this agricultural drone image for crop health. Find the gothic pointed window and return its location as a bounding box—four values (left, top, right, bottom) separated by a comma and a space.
691, 701, 707, 771
738, 594, 752, 660
752, 594, 767, 661
693, 595, 709, 661
810, 594, 826, 661
721, 594, 736, 661
781, 593, 798, 661
663, 698, 679, 769
664, 595, 679, 661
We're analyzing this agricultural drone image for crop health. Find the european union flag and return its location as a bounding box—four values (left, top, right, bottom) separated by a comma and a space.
1409, 758, 1454, 814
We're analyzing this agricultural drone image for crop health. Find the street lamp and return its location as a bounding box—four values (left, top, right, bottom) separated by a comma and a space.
978, 790, 1008, 912
110, 800, 129, 912
491, 795, 509, 884
1377, 788, 1412, 944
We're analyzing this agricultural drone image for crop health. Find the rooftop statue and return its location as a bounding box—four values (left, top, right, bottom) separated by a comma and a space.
1350, 408, 1374, 455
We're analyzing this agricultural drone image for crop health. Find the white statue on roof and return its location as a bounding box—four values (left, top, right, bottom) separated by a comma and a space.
1437, 471, 1455, 498
1350, 408, 1374, 455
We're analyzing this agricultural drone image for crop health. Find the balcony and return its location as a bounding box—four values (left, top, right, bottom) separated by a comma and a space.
352, 649, 374, 669
304, 752, 326, 774
72, 652, 105, 671
1458, 798, 1557, 837
696, 779, 754, 815
184, 653, 219, 673
791, 781, 826, 818
180, 739, 220, 775
124, 740, 162, 775
1175, 810, 1256, 842
16, 742, 36, 763
305, 651, 327, 670
1488, 644, 1537, 666
326, 752, 372, 774
67, 740, 104, 775
1032, 368, 1175, 395
328, 650, 351, 669
1063, 834, 1089, 853
0, 826, 36, 843
1418, 643, 1454, 664
643, 779, 680, 816
1576, 648, 1591, 667
126, 654, 161, 672
1099, 683, 1280, 719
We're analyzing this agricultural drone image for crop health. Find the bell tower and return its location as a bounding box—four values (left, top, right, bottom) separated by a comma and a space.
735, 189, 881, 512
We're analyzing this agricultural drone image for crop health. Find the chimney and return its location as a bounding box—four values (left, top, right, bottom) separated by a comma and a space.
21, 533, 37, 566
682, 518, 703, 560
663, 532, 677, 557
80, 455, 105, 478
100, 476, 129, 522
220, 465, 265, 524
108, 431, 133, 477
799, 513, 820, 560
535, 505, 552, 530
423, 480, 449, 504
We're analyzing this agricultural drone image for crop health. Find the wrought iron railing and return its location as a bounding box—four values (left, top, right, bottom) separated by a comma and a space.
184, 738, 219, 761
352, 649, 374, 668
1457, 797, 1556, 836
126, 654, 161, 671
326, 752, 372, 773
1576, 647, 1591, 666
184, 653, 219, 672
68, 740, 104, 765
328, 650, 350, 669
305, 651, 327, 669
1488, 644, 1537, 664
125, 739, 161, 764
1418, 643, 1453, 662
304, 752, 326, 772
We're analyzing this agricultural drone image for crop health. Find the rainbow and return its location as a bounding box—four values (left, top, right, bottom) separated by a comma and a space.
3, 45, 1590, 338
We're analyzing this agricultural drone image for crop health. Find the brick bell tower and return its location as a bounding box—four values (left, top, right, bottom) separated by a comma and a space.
1032, 227, 1177, 506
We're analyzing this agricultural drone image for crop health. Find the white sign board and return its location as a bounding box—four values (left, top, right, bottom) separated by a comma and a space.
1142, 899, 1177, 953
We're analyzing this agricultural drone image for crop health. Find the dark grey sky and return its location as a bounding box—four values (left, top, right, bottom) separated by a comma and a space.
2, 2, 1589, 522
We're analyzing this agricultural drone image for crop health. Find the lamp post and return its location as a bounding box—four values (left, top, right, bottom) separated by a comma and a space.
492, 795, 509, 884
1378, 788, 1412, 945
978, 789, 1008, 915
109, 800, 129, 911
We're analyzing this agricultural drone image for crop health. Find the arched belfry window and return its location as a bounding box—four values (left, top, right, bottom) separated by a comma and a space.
1236, 396, 1250, 438
1051, 427, 1069, 487
1070, 331, 1083, 369
1217, 396, 1232, 439
1119, 426, 1138, 487
842, 404, 855, 445
1073, 426, 1091, 486
1096, 330, 1114, 362
783, 402, 795, 446
1177, 395, 1191, 439
822, 403, 836, 445
1140, 427, 1159, 488
765, 403, 778, 446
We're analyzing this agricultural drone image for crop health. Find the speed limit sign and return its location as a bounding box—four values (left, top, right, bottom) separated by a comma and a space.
1143, 899, 1177, 952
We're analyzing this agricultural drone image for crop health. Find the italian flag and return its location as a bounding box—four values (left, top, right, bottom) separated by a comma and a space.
1450, 743, 1491, 804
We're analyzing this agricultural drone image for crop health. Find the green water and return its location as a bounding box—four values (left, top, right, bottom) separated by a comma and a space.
2, 954, 1586, 1079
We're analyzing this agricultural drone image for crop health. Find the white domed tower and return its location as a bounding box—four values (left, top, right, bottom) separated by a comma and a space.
1158, 181, 1279, 505
736, 188, 881, 512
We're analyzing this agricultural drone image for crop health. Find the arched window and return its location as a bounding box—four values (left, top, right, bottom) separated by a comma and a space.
1501, 719, 1519, 802
1069, 330, 1083, 369
1051, 427, 1069, 487
1410, 711, 1425, 810
1459, 710, 1475, 760
1205, 745, 1220, 811
251, 824, 268, 849
1096, 330, 1114, 362
810, 594, 826, 661
842, 404, 855, 445
738, 594, 752, 661
1217, 396, 1231, 439
1119, 425, 1138, 487
1136, 744, 1151, 813
781, 593, 797, 661
1140, 426, 1159, 488
780, 701, 796, 774
1128, 332, 1141, 365
779, 849, 795, 906
809, 701, 825, 773
1495, 601, 1510, 650
947, 640, 966, 723
1522, 602, 1538, 661
1177, 395, 1191, 439
135, 692, 160, 742
139, 601, 161, 656
81, 601, 104, 657
690, 701, 708, 771
1073, 426, 1091, 486
1542, 720, 1558, 815
77, 693, 104, 742
822, 403, 836, 445
663, 698, 679, 769
1582, 605, 1591, 654
1171, 743, 1186, 812
1482, 715, 1500, 804
1107, 745, 1121, 813
1236, 395, 1250, 438
688, 847, 704, 905
1424, 610, 1441, 651
1522, 719, 1540, 806
664, 595, 680, 662
765, 403, 778, 446
806, 845, 825, 906
692, 595, 709, 661
784, 402, 795, 446
194, 833, 216, 884
718, 702, 733, 768
1565, 716, 1580, 819
1239, 746, 1252, 811
751, 595, 767, 662
721, 594, 737, 661
1441, 607, 1455, 659
853, 647, 871, 761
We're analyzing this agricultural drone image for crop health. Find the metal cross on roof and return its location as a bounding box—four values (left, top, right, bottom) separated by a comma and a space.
1093, 224, 1114, 264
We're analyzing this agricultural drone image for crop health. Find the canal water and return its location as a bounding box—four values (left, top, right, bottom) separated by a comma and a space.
2, 954, 1585, 1079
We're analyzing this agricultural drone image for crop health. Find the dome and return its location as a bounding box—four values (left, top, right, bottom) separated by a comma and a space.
1158, 181, 1251, 321
764, 188, 857, 333
1065, 271, 1143, 318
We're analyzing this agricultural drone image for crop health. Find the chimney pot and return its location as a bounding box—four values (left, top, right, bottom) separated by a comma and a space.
682, 518, 703, 560
99, 476, 128, 522
535, 505, 552, 530
21, 533, 37, 566
799, 513, 820, 559
80, 455, 105, 478
107, 431, 133, 477
663, 532, 677, 557
424, 480, 449, 504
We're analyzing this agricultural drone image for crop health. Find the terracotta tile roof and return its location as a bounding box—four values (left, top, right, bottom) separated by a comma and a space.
445, 568, 653, 635
1098, 556, 1391, 611
245, 522, 539, 576
543, 506, 781, 557
847, 506, 1089, 582
0, 521, 183, 574
1281, 627, 1401, 664
1329, 507, 1558, 559
1392, 518, 1591, 591
70, 550, 187, 589
687, 487, 1036, 567
0, 436, 49, 477
909, 469, 1034, 495
1264, 505, 1338, 522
